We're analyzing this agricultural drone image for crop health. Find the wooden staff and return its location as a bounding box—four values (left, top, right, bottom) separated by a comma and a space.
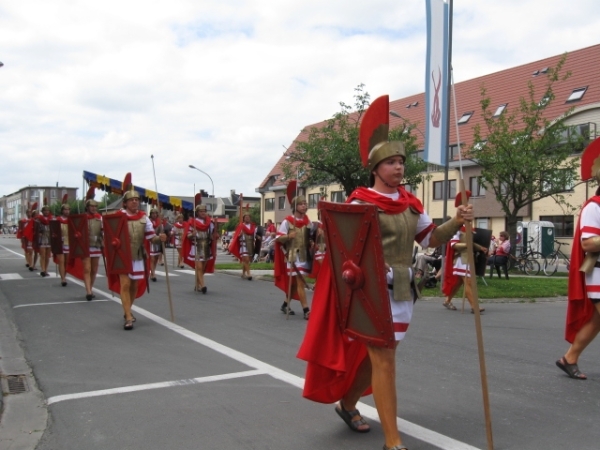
150, 155, 175, 323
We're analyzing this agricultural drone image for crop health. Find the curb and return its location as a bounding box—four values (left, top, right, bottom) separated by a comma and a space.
0, 287, 48, 450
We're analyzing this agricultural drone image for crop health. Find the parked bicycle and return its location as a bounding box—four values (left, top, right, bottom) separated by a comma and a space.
507, 238, 544, 275
543, 240, 571, 276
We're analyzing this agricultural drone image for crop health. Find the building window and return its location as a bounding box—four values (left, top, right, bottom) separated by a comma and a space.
449, 144, 461, 160
493, 104, 507, 117
278, 196, 285, 210
469, 176, 486, 197
457, 112, 473, 124
433, 180, 456, 200
539, 215, 574, 237
566, 87, 587, 102
264, 198, 274, 211
308, 193, 319, 209
331, 191, 345, 203
50, 189, 56, 199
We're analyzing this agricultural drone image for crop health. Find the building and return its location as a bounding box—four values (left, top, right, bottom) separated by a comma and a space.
257, 44, 600, 248
0, 185, 79, 229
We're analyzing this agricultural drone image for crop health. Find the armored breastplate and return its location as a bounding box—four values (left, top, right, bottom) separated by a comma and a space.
129, 217, 147, 261
378, 207, 420, 301
88, 218, 103, 248
39, 222, 50, 245
61, 222, 69, 246
243, 232, 254, 254
288, 225, 310, 262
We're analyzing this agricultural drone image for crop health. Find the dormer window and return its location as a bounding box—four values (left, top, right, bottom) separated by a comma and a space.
457, 112, 473, 125
566, 87, 587, 102
493, 104, 507, 117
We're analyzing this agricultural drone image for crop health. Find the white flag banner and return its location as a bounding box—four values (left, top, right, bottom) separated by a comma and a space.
425, 0, 449, 166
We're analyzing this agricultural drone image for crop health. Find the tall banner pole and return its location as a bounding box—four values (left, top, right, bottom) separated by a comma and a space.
150, 155, 175, 323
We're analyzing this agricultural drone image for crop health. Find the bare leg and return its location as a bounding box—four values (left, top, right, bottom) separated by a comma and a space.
564, 306, 600, 366
341, 354, 372, 410
150, 255, 158, 279
296, 280, 308, 309
33, 251, 39, 270
90, 257, 99, 289
83, 257, 93, 295
57, 254, 66, 282
367, 344, 404, 449
196, 261, 205, 288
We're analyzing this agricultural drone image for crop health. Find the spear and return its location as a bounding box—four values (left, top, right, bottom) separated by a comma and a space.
150, 155, 175, 323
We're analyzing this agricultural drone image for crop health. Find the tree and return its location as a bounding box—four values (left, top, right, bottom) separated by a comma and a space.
282, 84, 429, 197
469, 54, 585, 252
224, 204, 261, 232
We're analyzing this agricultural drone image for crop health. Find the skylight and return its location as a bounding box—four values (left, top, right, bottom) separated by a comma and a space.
457, 112, 473, 124
493, 104, 507, 117
567, 87, 587, 102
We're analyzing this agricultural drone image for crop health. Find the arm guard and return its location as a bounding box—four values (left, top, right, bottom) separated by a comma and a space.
431, 217, 462, 245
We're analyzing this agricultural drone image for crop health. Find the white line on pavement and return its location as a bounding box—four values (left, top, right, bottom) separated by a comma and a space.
14, 300, 111, 308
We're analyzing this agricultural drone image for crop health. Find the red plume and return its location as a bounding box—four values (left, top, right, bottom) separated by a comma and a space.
31, 202, 38, 211
122, 172, 132, 192
286, 180, 297, 204
359, 95, 390, 168
86, 186, 95, 201
194, 193, 202, 206
581, 137, 600, 181
62, 194, 68, 204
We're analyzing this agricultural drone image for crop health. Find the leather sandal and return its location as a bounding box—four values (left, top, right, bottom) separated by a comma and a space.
383, 446, 408, 450
335, 402, 370, 433
123, 319, 134, 330
443, 302, 457, 311
556, 356, 587, 380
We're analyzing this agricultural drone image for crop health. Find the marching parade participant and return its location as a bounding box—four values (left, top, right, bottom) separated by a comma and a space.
104, 173, 166, 330
171, 213, 185, 268
79, 188, 104, 301
182, 196, 218, 294
17, 206, 34, 269
36, 202, 53, 277
229, 206, 259, 281
274, 181, 313, 320
54, 195, 71, 286
297, 95, 474, 450
148, 207, 162, 282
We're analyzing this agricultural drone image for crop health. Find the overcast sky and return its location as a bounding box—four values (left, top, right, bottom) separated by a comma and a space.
1, 0, 598, 201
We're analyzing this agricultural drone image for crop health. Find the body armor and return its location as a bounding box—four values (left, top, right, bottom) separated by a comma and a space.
39, 221, 50, 246
88, 217, 103, 248
378, 207, 419, 301
61, 222, 69, 246
128, 217, 147, 261
189, 229, 211, 260
285, 224, 311, 263
243, 232, 255, 255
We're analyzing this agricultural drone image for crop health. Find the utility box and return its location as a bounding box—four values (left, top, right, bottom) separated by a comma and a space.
527, 221, 555, 257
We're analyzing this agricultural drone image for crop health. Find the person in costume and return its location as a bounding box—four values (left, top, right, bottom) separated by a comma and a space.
274, 184, 314, 320
170, 213, 185, 268
27, 207, 40, 271
18, 208, 34, 269
229, 212, 259, 280
36, 204, 53, 277
55, 200, 71, 286
183, 203, 218, 294
82, 192, 103, 301
297, 95, 474, 450
441, 191, 488, 313
106, 175, 166, 330
148, 207, 162, 282
308, 217, 326, 281
556, 138, 600, 380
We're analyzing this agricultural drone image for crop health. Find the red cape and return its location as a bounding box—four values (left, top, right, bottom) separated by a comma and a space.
182, 217, 216, 273
297, 189, 423, 403
273, 215, 311, 301
106, 210, 149, 299
565, 196, 600, 343
228, 222, 257, 260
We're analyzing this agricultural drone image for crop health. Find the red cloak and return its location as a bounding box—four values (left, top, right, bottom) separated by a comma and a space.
565, 196, 600, 343
182, 217, 216, 274
273, 215, 311, 301
228, 222, 257, 260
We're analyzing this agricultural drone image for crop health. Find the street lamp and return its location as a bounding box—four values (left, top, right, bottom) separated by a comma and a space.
188, 165, 215, 198
389, 110, 426, 139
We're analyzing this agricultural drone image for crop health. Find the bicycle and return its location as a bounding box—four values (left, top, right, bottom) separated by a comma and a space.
543, 240, 571, 276
506, 238, 544, 275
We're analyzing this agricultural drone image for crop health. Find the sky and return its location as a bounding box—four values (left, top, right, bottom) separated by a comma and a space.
1, 0, 598, 202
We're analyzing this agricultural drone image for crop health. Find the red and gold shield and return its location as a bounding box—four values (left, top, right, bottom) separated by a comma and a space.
49, 221, 63, 255
319, 201, 394, 348
102, 212, 132, 275
68, 214, 89, 259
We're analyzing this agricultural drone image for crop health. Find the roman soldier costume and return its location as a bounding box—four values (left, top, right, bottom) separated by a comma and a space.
36, 201, 53, 277
171, 214, 185, 268
229, 204, 258, 280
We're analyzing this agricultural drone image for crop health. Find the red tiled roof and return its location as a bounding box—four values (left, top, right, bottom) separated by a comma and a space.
259, 44, 600, 190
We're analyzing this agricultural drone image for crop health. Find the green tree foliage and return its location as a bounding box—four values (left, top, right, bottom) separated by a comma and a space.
470, 54, 584, 249
282, 84, 428, 196
224, 204, 261, 232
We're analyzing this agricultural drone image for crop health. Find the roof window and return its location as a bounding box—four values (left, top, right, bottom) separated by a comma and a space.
566, 87, 587, 102
457, 111, 473, 125
493, 104, 507, 117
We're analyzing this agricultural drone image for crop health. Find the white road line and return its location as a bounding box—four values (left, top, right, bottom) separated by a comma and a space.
14, 300, 111, 308
46, 369, 266, 405
175, 269, 213, 276
0, 245, 25, 257
0, 273, 23, 280
154, 270, 179, 277
2, 243, 480, 450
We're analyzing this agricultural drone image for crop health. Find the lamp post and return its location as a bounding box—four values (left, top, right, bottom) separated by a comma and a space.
389, 110, 426, 139
188, 165, 214, 198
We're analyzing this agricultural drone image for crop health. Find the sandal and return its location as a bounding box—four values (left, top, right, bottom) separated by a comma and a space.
383, 446, 408, 450
335, 402, 370, 433
443, 302, 457, 311
556, 356, 587, 380
123, 319, 134, 330
471, 308, 485, 314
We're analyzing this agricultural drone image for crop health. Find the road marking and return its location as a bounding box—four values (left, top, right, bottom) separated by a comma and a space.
47, 369, 266, 405
154, 270, 179, 277
1, 243, 480, 450
175, 269, 213, 276
0, 273, 23, 280
14, 300, 111, 308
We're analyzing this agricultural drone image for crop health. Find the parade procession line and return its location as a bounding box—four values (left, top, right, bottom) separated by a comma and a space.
0, 244, 480, 450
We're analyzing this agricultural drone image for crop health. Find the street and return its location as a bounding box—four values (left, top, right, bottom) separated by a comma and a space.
1, 235, 599, 450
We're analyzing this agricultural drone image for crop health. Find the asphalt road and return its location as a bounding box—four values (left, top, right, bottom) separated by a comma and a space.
1, 236, 599, 450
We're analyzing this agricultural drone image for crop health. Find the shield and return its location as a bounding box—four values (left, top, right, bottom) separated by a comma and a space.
473, 228, 492, 277
32, 220, 40, 252
319, 201, 394, 348
49, 221, 63, 255
102, 212, 132, 275
68, 214, 89, 259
